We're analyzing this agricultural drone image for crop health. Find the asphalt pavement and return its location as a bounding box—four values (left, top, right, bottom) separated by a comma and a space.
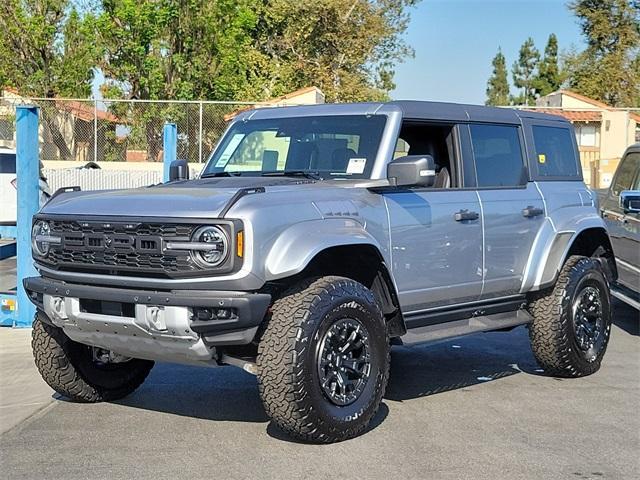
0, 300, 638, 480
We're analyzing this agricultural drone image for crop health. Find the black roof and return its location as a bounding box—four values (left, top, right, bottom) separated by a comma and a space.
241, 100, 569, 125
390, 100, 567, 124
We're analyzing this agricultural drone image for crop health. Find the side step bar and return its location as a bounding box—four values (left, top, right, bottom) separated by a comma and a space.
400, 308, 533, 345
611, 287, 640, 310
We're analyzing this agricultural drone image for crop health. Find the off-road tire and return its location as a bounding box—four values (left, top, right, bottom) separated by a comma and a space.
257, 276, 390, 443
32, 311, 154, 402
528, 255, 611, 378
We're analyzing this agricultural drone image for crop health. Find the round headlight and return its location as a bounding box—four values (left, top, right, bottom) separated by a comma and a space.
191, 226, 228, 268
32, 221, 51, 257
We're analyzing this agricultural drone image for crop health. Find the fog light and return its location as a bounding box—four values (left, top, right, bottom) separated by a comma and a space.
194, 307, 234, 321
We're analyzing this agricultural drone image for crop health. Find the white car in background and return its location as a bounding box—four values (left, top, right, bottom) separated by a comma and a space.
0, 147, 51, 226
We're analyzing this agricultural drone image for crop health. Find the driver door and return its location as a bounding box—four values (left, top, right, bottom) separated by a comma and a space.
384, 123, 483, 313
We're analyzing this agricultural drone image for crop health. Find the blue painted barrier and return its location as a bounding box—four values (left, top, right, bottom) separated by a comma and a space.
14, 105, 40, 327
163, 123, 177, 182
0, 240, 16, 260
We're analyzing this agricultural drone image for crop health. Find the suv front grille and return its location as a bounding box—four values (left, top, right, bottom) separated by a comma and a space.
41, 219, 198, 277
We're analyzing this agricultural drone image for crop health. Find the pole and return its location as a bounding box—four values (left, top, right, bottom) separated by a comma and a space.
93, 100, 98, 162
163, 123, 177, 182
198, 101, 203, 163
15, 105, 40, 327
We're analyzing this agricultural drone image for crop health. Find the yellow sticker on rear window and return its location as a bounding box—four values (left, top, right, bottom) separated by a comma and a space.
538, 154, 546, 164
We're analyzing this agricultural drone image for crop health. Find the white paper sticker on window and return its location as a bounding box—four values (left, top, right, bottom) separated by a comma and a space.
215, 133, 245, 167
346, 157, 366, 174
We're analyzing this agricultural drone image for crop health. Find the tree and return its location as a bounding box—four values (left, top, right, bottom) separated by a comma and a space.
533, 33, 562, 98
0, 1, 99, 159
248, 0, 419, 102
96, 0, 261, 160
512, 37, 540, 105
566, 0, 640, 107
485, 48, 510, 106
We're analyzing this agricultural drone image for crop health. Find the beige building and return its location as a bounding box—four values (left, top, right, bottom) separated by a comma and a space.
533, 90, 640, 188
1, 88, 119, 161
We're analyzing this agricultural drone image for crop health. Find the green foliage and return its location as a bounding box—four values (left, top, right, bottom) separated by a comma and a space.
566, 0, 640, 107
0, 1, 98, 97
248, 0, 418, 102
97, 0, 259, 101
485, 48, 510, 106
512, 37, 540, 106
533, 33, 562, 98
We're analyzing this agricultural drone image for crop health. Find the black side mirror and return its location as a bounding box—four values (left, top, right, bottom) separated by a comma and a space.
620, 190, 640, 214
387, 155, 436, 188
169, 159, 189, 182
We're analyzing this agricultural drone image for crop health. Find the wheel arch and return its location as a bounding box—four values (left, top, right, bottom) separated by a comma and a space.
528, 225, 617, 291
264, 229, 405, 337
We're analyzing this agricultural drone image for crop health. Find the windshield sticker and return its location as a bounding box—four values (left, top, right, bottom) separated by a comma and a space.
215, 133, 245, 167
346, 157, 366, 174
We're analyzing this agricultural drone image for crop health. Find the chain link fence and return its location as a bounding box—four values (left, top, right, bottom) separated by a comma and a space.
0, 95, 638, 190
0, 96, 268, 164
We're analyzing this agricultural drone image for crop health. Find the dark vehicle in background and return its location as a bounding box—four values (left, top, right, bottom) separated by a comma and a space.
600, 144, 640, 309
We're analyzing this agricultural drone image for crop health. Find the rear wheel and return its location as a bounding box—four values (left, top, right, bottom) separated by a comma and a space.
257, 276, 390, 443
32, 312, 154, 402
528, 256, 612, 377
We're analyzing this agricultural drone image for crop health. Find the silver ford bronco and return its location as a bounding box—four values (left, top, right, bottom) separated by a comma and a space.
25, 101, 617, 443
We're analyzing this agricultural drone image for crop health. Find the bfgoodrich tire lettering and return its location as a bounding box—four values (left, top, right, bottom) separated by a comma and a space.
257, 276, 390, 443
528, 256, 612, 378
32, 311, 154, 402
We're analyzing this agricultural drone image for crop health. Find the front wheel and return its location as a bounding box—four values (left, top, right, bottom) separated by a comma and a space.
528, 256, 612, 378
32, 312, 154, 402
257, 276, 390, 443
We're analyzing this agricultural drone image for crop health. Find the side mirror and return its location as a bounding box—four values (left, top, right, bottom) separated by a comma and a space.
169, 159, 189, 182
387, 155, 436, 188
620, 190, 640, 214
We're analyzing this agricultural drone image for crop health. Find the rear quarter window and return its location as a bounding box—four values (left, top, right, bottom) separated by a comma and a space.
0, 152, 16, 174
531, 125, 580, 178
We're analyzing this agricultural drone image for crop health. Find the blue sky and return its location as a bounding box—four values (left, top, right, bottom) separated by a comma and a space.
390, 0, 586, 104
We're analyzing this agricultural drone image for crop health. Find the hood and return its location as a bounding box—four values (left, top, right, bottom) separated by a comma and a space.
41, 177, 318, 218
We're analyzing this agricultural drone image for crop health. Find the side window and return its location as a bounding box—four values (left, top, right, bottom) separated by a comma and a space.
395, 123, 457, 188
532, 125, 580, 178
612, 152, 639, 196
470, 124, 525, 187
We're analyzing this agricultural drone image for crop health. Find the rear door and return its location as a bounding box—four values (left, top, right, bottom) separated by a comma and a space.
468, 123, 546, 299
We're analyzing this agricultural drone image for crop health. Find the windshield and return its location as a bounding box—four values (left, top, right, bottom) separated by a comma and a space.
202, 115, 387, 179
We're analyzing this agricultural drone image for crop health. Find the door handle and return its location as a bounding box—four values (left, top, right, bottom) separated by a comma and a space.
454, 210, 479, 222
522, 206, 544, 218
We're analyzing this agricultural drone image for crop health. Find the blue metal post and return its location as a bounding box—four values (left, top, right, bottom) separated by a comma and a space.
163, 123, 177, 182
15, 106, 40, 327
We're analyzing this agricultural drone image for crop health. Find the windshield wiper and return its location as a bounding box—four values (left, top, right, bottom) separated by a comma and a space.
261, 170, 322, 180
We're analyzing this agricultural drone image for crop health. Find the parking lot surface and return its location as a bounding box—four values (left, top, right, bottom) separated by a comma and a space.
0, 301, 638, 480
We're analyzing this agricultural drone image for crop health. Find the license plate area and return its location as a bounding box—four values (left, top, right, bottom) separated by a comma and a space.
80, 299, 135, 318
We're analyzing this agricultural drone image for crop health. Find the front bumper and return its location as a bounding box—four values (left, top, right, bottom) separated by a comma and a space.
24, 276, 271, 365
